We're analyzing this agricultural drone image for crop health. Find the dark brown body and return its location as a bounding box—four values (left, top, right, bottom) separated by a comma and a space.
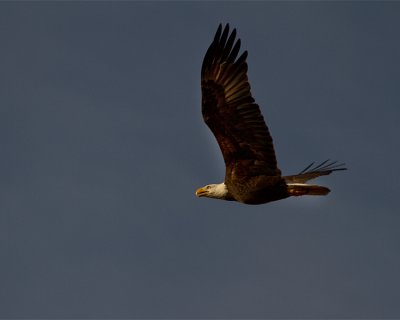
223, 161, 289, 204
225, 176, 290, 204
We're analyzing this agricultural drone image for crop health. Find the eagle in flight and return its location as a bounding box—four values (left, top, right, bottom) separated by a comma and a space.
195, 24, 346, 205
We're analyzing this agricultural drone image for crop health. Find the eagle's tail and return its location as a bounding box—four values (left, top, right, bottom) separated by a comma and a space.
283, 160, 346, 197
287, 183, 330, 196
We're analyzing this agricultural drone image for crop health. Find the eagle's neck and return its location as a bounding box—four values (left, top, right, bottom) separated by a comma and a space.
210, 183, 230, 200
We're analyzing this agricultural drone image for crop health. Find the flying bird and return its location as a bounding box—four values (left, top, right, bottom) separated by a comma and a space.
196, 24, 346, 205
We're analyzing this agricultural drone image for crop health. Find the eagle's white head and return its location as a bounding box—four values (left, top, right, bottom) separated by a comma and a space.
195, 182, 229, 200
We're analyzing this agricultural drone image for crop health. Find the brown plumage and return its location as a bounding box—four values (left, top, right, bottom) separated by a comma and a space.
196, 24, 346, 205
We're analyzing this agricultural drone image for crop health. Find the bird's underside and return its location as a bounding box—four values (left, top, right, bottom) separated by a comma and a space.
196, 24, 346, 205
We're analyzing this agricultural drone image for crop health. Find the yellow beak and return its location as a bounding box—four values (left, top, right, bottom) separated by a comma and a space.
195, 187, 207, 197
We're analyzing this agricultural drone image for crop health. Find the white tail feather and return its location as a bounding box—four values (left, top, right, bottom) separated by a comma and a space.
287, 183, 330, 196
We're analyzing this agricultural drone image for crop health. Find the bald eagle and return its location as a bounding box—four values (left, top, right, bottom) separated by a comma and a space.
195, 24, 346, 205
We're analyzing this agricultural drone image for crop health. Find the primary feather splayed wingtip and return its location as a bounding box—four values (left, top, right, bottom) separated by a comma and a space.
298, 160, 347, 175
284, 160, 347, 184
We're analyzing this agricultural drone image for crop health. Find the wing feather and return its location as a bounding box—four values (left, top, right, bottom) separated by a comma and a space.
201, 24, 281, 179
283, 160, 347, 183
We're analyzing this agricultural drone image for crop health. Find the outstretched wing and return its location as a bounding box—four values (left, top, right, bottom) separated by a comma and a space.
201, 24, 280, 178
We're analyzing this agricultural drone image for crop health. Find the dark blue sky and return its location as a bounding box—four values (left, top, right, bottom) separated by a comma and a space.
1, 2, 399, 318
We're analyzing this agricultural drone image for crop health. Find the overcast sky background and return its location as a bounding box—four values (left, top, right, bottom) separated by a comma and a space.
1, 2, 400, 319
